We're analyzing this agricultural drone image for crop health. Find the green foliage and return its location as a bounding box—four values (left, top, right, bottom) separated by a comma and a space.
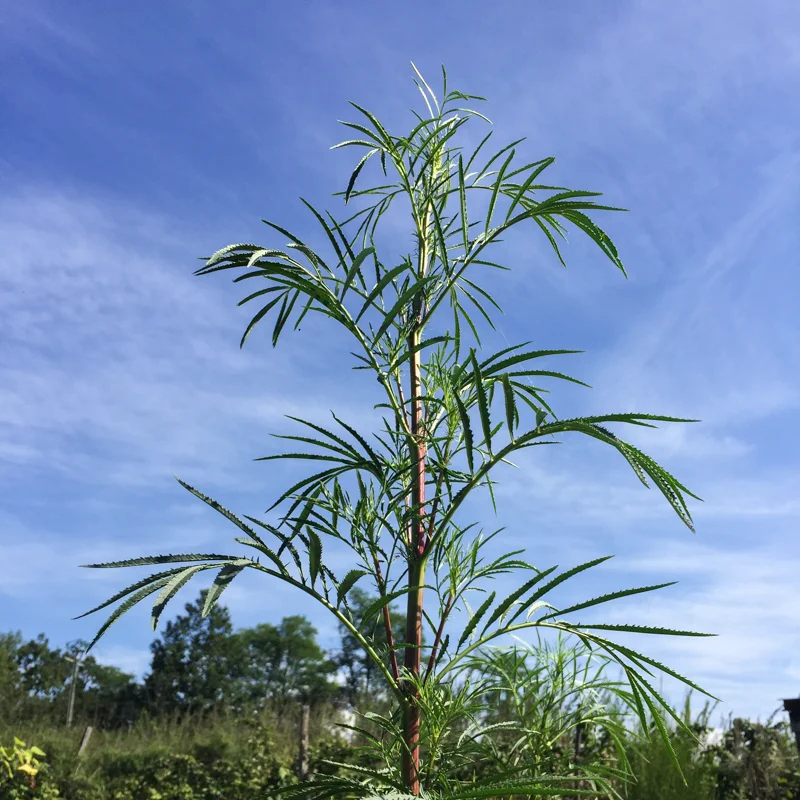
143, 592, 341, 714
0, 633, 26, 718
0, 714, 340, 800
0, 737, 60, 799
1, 684, 798, 798
2, 597, 344, 735
1, 632, 140, 728
624, 699, 718, 800
621, 700, 800, 800
144, 590, 240, 715
712, 716, 800, 800
86, 725, 292, 800
80, 66, 713, 796
234, 615, 339, 707
461, 637, 633, 789
338, 588, 407, 705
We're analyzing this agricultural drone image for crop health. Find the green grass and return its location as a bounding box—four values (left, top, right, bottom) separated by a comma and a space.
3, 696, 799, 799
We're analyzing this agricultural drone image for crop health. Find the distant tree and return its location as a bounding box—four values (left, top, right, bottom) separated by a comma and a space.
16, 634, 68, 702
235, 616, 338, 707
337, 589, 405, 706
0, 632, 25, 718
82, 660, 141, 728
144, 590, 240, 715
1, 633, 139, 726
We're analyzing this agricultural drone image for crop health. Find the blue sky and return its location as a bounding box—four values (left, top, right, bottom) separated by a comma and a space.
2, 0, 799, 723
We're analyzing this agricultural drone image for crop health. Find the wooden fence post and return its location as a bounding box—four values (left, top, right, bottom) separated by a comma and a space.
298, 704, 310, 780
78, 726, 93, 757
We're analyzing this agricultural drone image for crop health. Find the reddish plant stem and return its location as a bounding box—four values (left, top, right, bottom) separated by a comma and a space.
424, 596, 453, 683
372, 553, 400, 683
402, 331, 426, 795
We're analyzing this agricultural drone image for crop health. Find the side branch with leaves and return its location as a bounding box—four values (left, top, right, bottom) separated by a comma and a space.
79, 65, 713, 799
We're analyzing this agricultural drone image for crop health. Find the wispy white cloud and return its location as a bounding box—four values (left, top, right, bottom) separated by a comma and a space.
592, 149, 800, 428
0, 189, 375, 490
2, 0, 799, 726
598, 540, 800, 719
496, 449, 800, 536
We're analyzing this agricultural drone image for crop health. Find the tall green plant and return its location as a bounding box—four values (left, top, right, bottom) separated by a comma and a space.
78, 66, 714, 798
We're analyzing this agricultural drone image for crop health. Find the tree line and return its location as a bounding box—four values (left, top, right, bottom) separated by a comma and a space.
1, 589, 402, 729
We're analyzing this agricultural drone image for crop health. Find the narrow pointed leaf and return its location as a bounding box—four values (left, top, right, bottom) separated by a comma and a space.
176, 479, 270, 545
340, 246, 375, 300
471, 352, 492, 454
74, 567, 188, 619
152, 565, 215, 631
516, 556, 615, 622
355, 262, 410, 323
457, 590, 496, 651
359, 586, 424, 628
345, 148, 379, 204
86, 576, 176, 652
501, 373, 516, 439
481, 566, 558, 635
337, 569, 369, 606
574, 623, 714, 637
454, 392, 474, 472
81, 553, 242, 569
539, 582, 678, 621
203, 561, 248, 617
307, 530, 322, 586
372, 275, 436, 343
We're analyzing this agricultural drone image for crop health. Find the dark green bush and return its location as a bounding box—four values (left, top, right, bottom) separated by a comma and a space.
713, 718, 800, 800
2, 719, 305, 800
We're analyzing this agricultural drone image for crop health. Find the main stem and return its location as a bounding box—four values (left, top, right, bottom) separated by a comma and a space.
402, 183, 434, 792
402, 325, 426, 795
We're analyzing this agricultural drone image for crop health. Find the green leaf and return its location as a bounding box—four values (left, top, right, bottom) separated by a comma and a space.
539, 581, 678, 621
359, 586, 423, 629
81, 553, 243, 569
501, 373, 516, 439
602, 638, 719, 699
504, 156, 555, 221
337, 569, 369, 607
471, 352, 492, 454
632, 672, 686, 782
203, 242, 259, 269
307, 530, 322, 586
481, 566, 558, 635
242, 516, 304, 577
454, 392, 474, 473
85, 576, 176, 651
345, 148, 379, 204
442, 781, 597, 799
73, 567, 189, 620
354, 261, 411, 323
331, 413, 383, 470
176, 479, 271, 546
240, 292, 286, 348
232, 537, 289, 575
372, 275, 436, 343
573, 623, 714, 638
458, 155, 469, 255
512, 556, 614, 623
299, 199, 346, 271
330, 138, 380, 151
152, 564, 214, 631
340, 246, 375, 300
457, 590, 495, 651
388, 335, 452, 371
485, 149, 516, 234
202, 561, 248, 617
